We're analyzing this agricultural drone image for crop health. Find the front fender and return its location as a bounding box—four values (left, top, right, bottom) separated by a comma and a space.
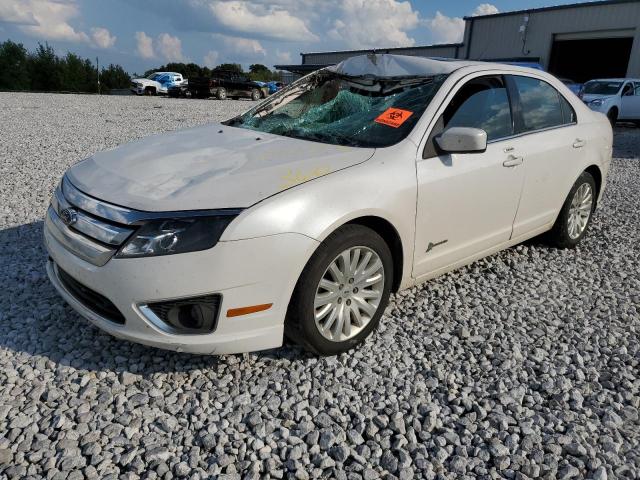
222, 141, 419, 287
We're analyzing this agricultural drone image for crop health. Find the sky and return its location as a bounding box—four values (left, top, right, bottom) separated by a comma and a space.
0, 0, 597, 74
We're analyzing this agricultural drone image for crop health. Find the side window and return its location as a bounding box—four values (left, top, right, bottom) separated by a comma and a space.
512, 76, 565, 132
622, 83, 634, 96
423, 76, 513, 158
442, 76, 513, 141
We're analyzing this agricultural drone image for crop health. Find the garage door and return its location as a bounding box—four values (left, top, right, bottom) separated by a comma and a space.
549, 35, 634, 83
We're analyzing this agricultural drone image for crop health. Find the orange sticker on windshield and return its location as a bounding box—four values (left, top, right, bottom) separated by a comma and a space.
375, 108, 413, 128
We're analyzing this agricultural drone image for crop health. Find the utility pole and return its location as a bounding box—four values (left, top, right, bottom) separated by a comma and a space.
96, 57, 101, 95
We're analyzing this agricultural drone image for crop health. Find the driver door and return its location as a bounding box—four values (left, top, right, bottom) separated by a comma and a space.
620, 82, 640, 119
413, 75, 525, 279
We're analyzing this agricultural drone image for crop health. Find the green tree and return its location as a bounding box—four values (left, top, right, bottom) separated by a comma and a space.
213, 63, 243, 75
248, 63, 278, 81
100, 64, 131, 91
28, 43, 62, 91
0, 40, 30, 90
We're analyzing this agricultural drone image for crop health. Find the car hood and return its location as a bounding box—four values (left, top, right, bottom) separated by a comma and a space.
66, 124, 375, 211
581, 93, 614, 102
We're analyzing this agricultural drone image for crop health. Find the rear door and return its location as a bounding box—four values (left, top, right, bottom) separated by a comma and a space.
506, 75, 584, 238
620, 81, 640, 119
413, 75, 525, 278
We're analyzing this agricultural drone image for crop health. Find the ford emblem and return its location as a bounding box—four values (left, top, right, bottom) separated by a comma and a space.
60, 208, 78, 226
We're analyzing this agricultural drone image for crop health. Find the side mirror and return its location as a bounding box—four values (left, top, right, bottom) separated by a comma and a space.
435, 127, 487, 154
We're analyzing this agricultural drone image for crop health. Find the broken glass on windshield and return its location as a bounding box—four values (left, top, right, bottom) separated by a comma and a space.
227, 71, 448, 148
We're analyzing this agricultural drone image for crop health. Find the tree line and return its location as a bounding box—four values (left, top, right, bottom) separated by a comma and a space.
0, 39, 283, 94
0, 40, 130, 93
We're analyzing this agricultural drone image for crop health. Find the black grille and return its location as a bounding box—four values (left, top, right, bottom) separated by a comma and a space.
56, 266, 125, 325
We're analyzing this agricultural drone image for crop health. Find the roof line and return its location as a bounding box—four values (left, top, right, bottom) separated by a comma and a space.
301, 42, 463, 57
463, 0, 638, 20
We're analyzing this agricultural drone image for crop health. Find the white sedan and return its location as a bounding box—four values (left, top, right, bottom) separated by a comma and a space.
44, 55, 612, 355
581, 78, 640, 126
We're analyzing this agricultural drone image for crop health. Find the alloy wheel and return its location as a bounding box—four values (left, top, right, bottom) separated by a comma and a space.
567, 183, 593, 239
313, 246, 385, 342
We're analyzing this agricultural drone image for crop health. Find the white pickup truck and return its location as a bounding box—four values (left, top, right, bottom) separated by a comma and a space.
130, 72, 187, 96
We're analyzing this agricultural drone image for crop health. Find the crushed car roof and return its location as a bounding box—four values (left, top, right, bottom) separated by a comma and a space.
326, 54, 481, 78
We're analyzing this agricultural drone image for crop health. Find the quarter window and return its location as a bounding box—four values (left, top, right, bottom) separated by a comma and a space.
512, 76, 566, 132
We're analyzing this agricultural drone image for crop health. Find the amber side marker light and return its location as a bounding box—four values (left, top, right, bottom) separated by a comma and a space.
227, 303, 273, 317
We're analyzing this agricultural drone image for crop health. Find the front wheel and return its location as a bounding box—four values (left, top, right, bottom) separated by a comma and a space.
216, 87, 227, 100
547, 171, 596, 248
607, 108, 618, 127
251, 89, 261, 101
285, 225, 393, 355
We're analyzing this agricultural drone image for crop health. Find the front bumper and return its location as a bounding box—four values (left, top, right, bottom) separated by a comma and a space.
44, 223, 318, 354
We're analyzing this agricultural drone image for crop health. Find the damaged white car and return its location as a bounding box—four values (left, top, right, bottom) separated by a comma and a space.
45, 54, 612, 355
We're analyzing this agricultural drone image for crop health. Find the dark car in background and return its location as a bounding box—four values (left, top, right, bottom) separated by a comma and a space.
167, 82, 190, 98
188, 71, 269, 100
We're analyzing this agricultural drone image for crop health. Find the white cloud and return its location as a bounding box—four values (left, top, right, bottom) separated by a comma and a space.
209, 1, 317, 42
0, 0, 89, 43
472, 3, 499, 16
156, 32, 186, 62
424, 11, 465, 44
425, 4, 499, 44
91, 27, 116, 49
0, 0, 38, 25
328, 0, 419, 49
203, 50, 219, 68
135, 31, 155, 59
276, 50, 292, 63
217, 34, 266, 58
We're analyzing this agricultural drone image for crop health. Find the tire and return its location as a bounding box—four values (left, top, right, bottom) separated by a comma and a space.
144, 87, 155, 96
607, 108, 618, 127
251, 88, 261, 101
216, 88, 227, 100
285, 224, 393, 355
547, 171, 597, 249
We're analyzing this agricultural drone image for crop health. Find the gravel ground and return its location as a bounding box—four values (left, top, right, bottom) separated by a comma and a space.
0, 92, 639, 480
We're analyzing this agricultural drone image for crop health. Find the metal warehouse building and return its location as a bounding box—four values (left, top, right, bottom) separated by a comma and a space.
276, 0, 640, 83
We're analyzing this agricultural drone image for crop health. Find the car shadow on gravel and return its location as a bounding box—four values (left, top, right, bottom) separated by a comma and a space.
0, 221, 317, 375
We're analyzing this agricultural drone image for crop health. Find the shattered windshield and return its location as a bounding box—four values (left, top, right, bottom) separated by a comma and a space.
226, 71, 447, 148
583, 81, 622, 95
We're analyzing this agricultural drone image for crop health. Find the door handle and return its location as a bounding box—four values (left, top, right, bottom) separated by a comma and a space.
573, 138, 586, 148
503, 155, 523, 167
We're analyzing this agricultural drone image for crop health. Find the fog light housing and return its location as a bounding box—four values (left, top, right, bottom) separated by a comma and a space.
142, 294, 221, 334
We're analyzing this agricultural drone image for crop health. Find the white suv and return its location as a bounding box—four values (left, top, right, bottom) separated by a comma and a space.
581, 78, 640, 126
131, 72, 186, 96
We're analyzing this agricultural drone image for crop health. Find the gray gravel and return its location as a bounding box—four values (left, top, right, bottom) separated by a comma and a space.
1, 92, 639, 480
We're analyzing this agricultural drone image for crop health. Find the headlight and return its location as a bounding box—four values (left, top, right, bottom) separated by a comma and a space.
590, 99, 604, 107
116, 216, 235, 258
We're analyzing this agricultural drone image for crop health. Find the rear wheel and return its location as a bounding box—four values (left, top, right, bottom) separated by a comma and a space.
251, 88, 261, 101
547, 171, 596, 248
216, 87, 227, 100
285, 225, 393, 355
607, 107, 618, 127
